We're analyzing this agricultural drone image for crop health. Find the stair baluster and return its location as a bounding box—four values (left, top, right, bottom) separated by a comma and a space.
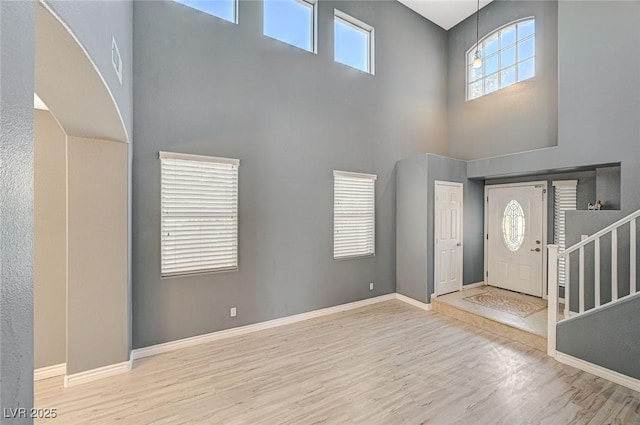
547, 209, 640, 357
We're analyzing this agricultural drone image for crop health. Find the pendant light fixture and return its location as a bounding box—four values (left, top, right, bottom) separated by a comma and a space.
472, 0, 482, 69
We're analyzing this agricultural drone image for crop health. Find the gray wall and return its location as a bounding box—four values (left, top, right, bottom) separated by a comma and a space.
34, 110, 67, 369
487, 169, 598, 249
426, 155, 484, 300
0, 0, 35, 420
132, 0, 449, 348
464, 1, 640, 374
564, 210, 638, 313
595, 166, 621, 211
67, 137, 129, 374
447, 0, 558, 160
557, 292, 640, 380
395, 154, 484, 304
467, 2, 640, 212
396, 156, 429, 303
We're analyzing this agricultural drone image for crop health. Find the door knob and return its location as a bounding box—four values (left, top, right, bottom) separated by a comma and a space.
531, 248, 541, 252
457, 243, 461, 246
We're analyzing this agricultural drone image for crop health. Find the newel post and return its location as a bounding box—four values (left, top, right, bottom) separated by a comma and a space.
547, 245, 559, 357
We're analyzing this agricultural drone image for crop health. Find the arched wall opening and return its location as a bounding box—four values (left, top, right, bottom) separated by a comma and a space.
34, 1, 130, 385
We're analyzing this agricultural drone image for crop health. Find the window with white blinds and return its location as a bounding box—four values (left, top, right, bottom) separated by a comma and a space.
333, 170, 377, 260
160, 152, 239, 277
553, 180, 577, 288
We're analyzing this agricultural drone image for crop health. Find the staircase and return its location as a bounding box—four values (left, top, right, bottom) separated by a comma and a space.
432, 208, 640, 390
547, 208, 640, 391
547, 208, 640, 356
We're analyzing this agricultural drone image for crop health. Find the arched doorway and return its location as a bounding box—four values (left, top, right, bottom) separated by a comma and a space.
33, 1, 130, 387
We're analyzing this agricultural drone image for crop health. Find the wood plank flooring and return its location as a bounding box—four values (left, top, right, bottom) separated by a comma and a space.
35, 300, 640, 424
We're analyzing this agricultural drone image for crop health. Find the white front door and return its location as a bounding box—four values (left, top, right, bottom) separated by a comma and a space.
486, 183, 546, 297
435, 181, 463, 296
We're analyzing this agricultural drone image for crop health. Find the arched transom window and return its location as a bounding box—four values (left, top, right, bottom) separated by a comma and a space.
467, 18, 535, 101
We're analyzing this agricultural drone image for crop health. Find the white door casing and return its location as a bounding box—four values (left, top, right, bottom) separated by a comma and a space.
435, 181, 463, 296
485, 182, 547, 298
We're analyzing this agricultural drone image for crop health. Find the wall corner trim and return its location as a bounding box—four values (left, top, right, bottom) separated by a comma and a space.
34, 363, 67, 381
395, 293, 431, 311
555, 352, 640, 393
64, 359, 132, 388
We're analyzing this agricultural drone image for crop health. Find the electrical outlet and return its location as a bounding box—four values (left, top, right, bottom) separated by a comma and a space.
230, 307, 237, 317
369, 282, 374, 291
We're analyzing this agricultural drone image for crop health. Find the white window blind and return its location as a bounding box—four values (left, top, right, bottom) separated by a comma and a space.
553, 180, 577, 288
160, 152, 239, 277
333, 170, 377, 259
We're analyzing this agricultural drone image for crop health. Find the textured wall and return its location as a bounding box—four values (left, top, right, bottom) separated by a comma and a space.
34, 110, 67, 369
447, 0, 558, 160
132, 0, 449, 348
0, 0, 35, 420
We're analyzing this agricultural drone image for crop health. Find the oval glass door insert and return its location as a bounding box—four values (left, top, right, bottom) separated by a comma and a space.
502, 200, 525, 251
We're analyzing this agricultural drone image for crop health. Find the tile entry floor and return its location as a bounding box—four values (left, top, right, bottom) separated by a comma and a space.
435, 286, 549, 337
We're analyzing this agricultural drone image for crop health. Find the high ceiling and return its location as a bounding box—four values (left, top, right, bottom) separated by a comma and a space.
398, 0, 494, 30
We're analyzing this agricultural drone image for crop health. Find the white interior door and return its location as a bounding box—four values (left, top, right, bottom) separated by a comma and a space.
435, 181, 463, 296
486, 183, 546, 297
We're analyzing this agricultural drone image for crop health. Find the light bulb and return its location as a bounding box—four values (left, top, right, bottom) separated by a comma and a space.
472, 53, 482, 69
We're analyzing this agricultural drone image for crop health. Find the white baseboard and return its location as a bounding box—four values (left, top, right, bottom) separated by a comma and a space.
395, 293, 431, 311
555, 352, 640, 393
34, 363, 66, 381
64, 359, 132, 388
462, 281, 486, 290
132, 294, 397, 361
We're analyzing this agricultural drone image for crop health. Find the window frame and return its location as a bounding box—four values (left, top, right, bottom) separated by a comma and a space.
159, 151, 240, 278
333, 9, 375, 75
173, 0, 239, 25
333, 170, 377, 260
466, 17, 535, 101
263, 0, 318, 54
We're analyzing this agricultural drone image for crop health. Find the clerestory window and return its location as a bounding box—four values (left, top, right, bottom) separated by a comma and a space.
467, 18, 535, 101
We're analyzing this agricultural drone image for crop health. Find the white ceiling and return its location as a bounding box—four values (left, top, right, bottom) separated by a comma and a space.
398, 0, 494, 30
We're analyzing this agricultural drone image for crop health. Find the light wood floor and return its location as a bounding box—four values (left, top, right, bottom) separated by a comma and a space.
36, 301, 640, 424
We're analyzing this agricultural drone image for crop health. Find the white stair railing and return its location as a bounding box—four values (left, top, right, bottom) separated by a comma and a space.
547, 209, 640, 357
